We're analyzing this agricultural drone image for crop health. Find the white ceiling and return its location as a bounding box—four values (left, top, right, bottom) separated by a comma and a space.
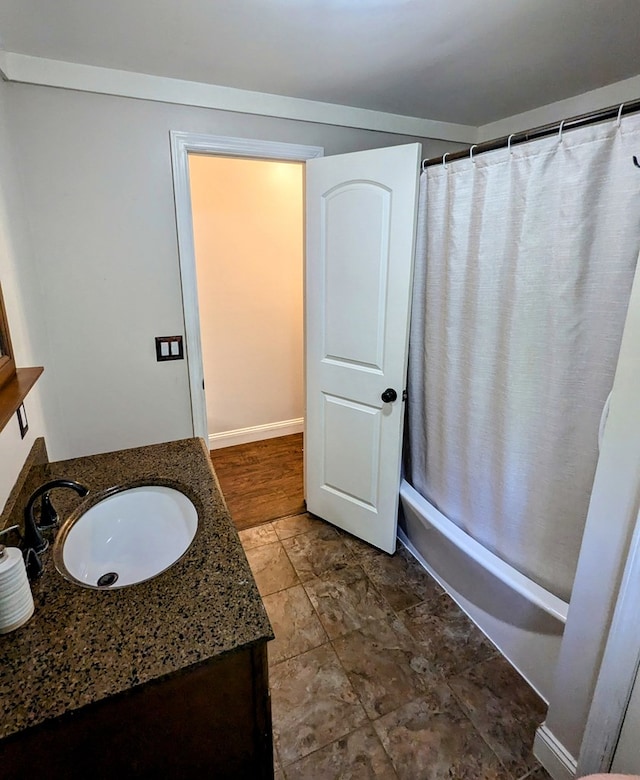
1, 0, 640, 126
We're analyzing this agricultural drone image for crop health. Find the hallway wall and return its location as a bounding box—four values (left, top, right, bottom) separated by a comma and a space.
189, 155, 304, 444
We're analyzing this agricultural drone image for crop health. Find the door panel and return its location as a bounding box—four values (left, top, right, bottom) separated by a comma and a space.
323, 393, 381, 508
323, 182, 390, 369
305, 143, 421, 553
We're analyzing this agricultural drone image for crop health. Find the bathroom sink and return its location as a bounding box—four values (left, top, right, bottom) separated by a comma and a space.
54, 486, 198, 589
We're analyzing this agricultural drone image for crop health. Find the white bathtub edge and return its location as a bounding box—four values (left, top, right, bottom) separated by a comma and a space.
399, 481, 566, 702
400, 480, 569, 623
533, 723, 578, 780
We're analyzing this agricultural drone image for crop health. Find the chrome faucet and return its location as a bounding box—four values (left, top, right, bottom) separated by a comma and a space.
23, 480, 89, 555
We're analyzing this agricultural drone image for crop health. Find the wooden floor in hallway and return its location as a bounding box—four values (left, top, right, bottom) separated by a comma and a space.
210, 433, 305, 531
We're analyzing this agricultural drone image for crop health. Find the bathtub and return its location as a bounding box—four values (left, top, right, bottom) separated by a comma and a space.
399, 479, 568, 703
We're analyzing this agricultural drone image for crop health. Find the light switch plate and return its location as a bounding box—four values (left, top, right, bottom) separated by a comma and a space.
155, 336, 184, 361
17, 403, 28, 439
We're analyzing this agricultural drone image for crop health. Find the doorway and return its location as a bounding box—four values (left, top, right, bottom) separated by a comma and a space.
173, 134, 420, 546
170, 132, 323, 441
188, 153, 306, 529
171, 133, 323, 529
188, 154, 304, 450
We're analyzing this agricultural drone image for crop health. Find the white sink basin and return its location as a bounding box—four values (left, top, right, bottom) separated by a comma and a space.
54, 486, 198, 589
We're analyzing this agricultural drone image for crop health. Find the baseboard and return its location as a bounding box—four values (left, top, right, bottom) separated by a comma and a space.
533, 723, 578, 780
208, 418, 303, 449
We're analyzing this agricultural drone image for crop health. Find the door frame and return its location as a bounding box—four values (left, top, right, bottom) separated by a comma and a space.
535, 252, 640, 779
576, 501, 640, 774
169, 131, 323, 440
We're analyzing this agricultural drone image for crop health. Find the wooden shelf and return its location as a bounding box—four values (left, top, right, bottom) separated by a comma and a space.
0, 367, 44, 435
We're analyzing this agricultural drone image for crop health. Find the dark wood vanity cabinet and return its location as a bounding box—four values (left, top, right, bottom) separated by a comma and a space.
1, 642, 273, 780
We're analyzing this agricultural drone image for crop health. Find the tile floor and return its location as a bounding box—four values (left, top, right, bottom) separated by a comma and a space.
240, 512, 552, 780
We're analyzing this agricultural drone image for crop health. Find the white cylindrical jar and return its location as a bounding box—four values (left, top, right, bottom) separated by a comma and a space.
0, 544, 35, 634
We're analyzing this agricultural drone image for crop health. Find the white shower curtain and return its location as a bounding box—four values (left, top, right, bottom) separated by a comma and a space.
407, 114, 640, 602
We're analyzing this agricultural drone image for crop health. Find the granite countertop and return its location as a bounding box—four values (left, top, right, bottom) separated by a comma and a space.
0, 438, 273, 741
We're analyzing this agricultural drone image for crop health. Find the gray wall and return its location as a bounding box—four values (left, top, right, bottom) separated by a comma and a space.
8, 82, 460, 460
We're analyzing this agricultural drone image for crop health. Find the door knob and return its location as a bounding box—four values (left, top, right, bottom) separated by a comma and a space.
381, 388, 398, 403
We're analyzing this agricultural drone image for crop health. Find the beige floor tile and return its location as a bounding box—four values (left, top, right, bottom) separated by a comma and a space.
283, 725, 398, 779
282, 525, 354, 582
398, 594, 497, 678
448, 656, 547, 778
263, 584, 328, 665
218, 436, 545, 778
245, 540, 299, 596
332, 616, 438, 719
303, 563, 394, 640
270, 643, 368, 766
373, 692, 507, 780
358, 546, 444, 612
339, 530, 385, 559
272, 746, 282, 780
273, 512, 325, 540
273, 741, 282, 770
238, 521, 278, 550
520, 766, 552, 780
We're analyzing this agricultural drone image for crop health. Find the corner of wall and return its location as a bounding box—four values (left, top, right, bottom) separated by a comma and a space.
476, 74, 640, 142
0, 75, 52, 501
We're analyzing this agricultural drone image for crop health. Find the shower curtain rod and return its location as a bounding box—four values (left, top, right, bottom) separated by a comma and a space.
422, 97, 640, 168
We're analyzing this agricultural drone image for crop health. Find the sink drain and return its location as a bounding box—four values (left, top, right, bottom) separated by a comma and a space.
97, 572, 119, 587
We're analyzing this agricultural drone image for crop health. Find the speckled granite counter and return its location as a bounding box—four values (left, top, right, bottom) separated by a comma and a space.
0, 438, 273, 741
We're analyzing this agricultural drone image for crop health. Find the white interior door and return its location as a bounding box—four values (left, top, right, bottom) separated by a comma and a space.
305, 143, 421, 553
